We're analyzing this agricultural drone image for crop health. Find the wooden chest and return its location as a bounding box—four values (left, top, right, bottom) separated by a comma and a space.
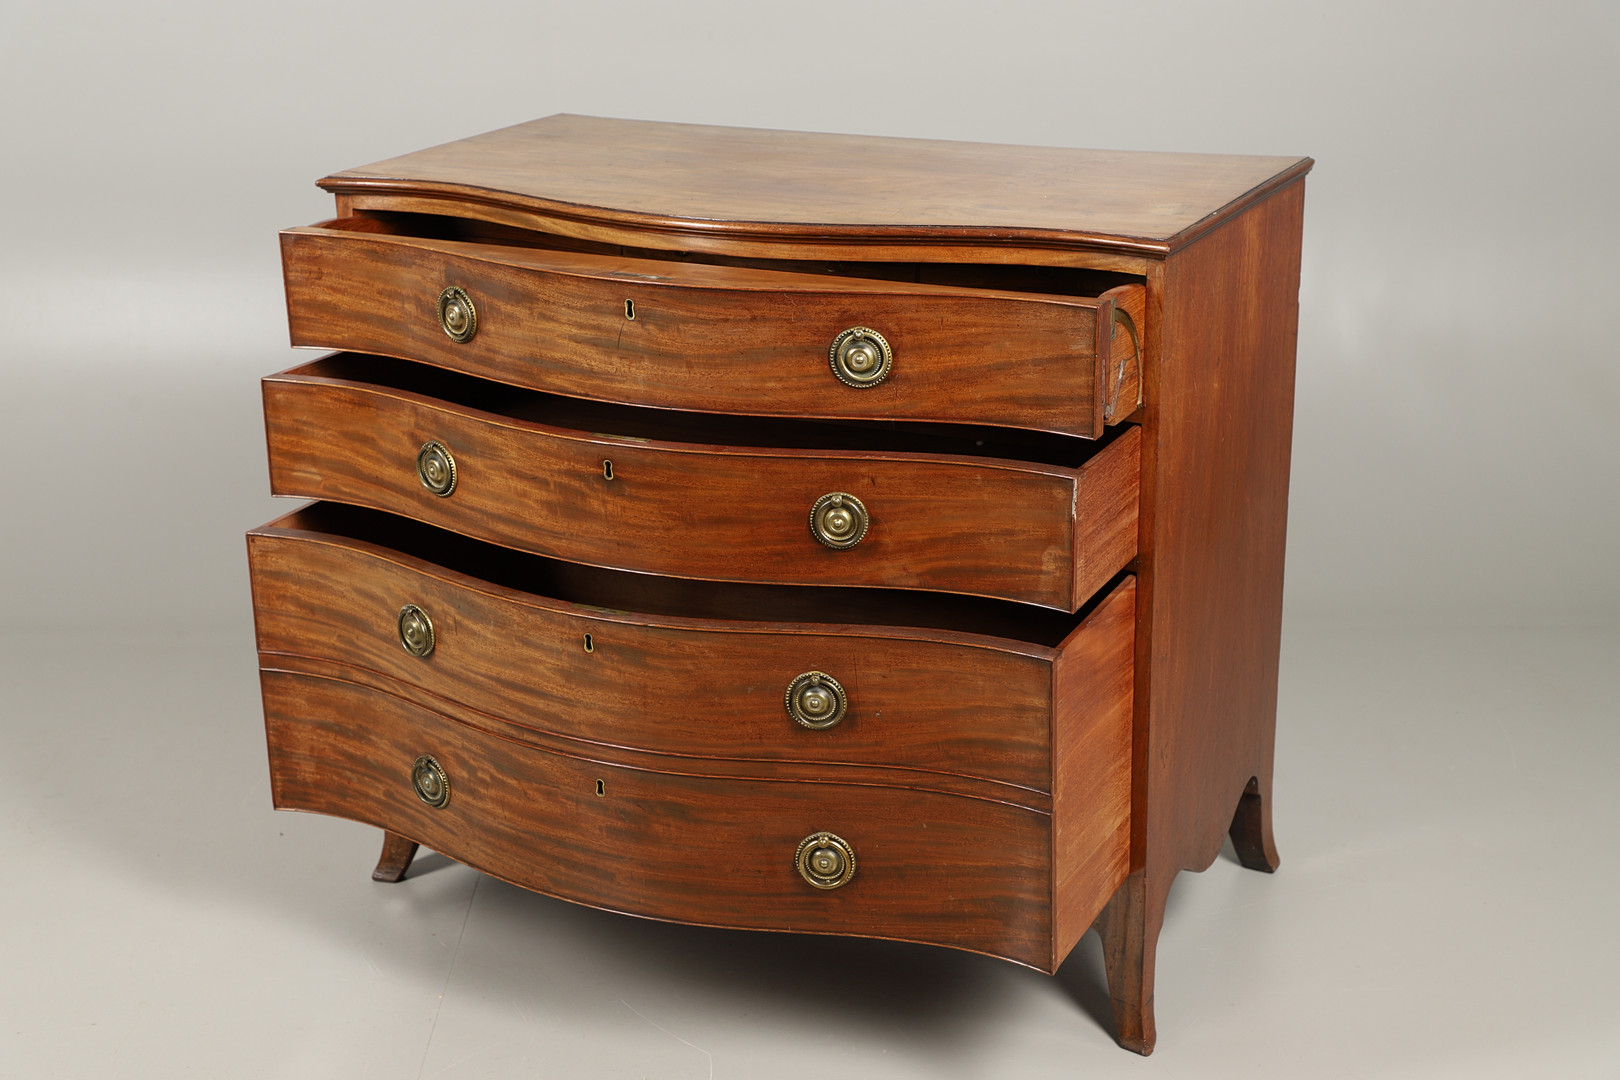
247, 115, 1310, 1054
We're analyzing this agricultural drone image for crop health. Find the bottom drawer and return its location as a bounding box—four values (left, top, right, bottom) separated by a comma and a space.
263, 667, 1061, 968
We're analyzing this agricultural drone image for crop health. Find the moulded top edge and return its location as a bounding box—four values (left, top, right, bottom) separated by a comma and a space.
317, 114, 1313, 257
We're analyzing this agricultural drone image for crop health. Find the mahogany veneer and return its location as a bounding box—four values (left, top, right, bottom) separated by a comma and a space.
248, 115, 1310, 1055
282, 220, 1148, 438
262, 355, 1140, 610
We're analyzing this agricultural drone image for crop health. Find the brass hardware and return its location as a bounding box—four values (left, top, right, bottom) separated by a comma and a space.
437, 286, 477, 343
624, 299, 636, 320
397, 604, 435, 657
1105, 306, 1143, 421
795, 831, 856, 890
416, 441, 457, 496
412, 755, 451, 807
602, 459, 614, 480
583, 633, 594, 653
809, 492, 868, 549
829, 326, 892, 388
595, 779, 606, 797
785, 671, 848, 730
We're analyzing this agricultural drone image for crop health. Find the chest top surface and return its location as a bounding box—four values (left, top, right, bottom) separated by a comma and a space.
320, 114, 1311, 256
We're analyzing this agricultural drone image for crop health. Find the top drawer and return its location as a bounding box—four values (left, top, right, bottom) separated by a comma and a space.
281, 217, 1145, 439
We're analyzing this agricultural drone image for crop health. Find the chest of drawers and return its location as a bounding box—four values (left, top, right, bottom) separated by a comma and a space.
246, 115, 1310, 1054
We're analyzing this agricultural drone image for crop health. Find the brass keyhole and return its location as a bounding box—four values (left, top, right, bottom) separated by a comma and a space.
603, 460, 614, 480
624, 299, 636, 320
583, 633, 594, 653
595, 779, 606, 797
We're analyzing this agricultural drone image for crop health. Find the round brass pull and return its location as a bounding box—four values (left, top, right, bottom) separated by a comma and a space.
809, 492, 868, 549
437, 286, 477, 343
795, 831, 856, 890
416, 440, 457, 496
785, 671, 848, 730
829, 326, 892, 388
397, 604, 435, 658
412, 755, 451, 807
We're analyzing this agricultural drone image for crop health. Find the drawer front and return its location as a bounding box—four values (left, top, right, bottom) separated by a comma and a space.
262, 668, 1056, 968
263, 368, 1139, 610
247, 522, 1065, 793
282, 226, 1139, 438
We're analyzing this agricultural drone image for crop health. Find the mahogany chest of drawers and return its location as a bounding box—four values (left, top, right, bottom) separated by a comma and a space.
247, 115, 1310, 1054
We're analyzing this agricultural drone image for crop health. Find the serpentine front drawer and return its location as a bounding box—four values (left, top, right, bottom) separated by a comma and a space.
261, 666, 1093, 971
262, 354, 1140, 612
247, 502, 1138, 800
280, 216, 1146, 438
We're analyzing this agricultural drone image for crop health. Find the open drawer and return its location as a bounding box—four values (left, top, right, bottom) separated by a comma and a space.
248, 501, 1136, 807
263, 354, 1139, 612
281, 214, 1146, 438
251, 502, 1135, 969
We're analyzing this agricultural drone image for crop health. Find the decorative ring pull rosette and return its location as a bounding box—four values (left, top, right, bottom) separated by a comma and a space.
809, 492, 868, 549
795, 831, 856, 889
829, 326, 892, 387
411, 755, 450, 808
437, 286, 477, 343
786, 671, 848, 730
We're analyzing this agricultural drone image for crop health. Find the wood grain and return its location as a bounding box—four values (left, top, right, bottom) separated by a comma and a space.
248, 521, 1110, 793
280, 224, 1124, 438
252, 117, 1313, 1054
1050, 576, 1135, 969
370, 831, 418, 882
262, 667, 1059, 968
254, 502, 1098, 646
1089, 178, 1307, 1055
1147, 180, 1302, 882
262, 358, 1140, 610
317, 115, 1310, 261
1100, 284, 1147, 424
264, 652, 1055, 811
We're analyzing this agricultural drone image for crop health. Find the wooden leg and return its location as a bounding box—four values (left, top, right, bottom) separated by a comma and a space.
1228, 776, 1281, 873
371, 830, 419, 883
1091, 870, 1170, 1056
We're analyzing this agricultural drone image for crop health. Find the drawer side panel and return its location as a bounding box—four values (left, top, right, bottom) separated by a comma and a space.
1073, 426, 1141, 610
1051, 576, 1136, 969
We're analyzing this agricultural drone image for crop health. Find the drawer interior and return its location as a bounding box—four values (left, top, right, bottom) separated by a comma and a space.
276, 501, 1123, 649
292, 353, 1123, 469
330, 210, 1144, 299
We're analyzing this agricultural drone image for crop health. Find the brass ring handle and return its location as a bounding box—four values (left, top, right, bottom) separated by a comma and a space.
828, 326, 892, 388
795, 831, 856, 889
416, 440, 457, 496
809, 492, 868, 549
397, 604, 435, 658
785, 671, 848, 730
412, 755, 451, 807
438, 286, 477, 343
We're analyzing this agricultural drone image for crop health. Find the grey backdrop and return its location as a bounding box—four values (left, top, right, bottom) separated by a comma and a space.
3, 0, 1617, 633
2, 3, 1618, 1076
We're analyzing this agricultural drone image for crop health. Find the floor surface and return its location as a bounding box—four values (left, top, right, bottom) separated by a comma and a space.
2, 620, 1617, 1078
